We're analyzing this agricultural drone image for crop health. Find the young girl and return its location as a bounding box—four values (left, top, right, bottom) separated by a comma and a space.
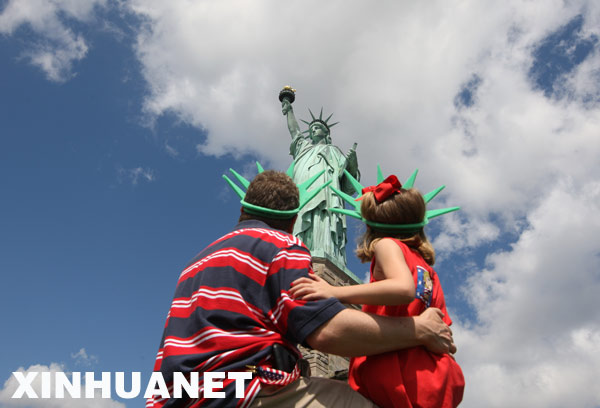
289, 174, 465, 408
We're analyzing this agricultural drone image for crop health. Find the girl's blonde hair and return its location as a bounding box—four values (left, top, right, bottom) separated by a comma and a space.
355, 189, 436, 265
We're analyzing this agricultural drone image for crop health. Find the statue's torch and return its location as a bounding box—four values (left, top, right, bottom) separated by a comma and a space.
279, 85, 296, 104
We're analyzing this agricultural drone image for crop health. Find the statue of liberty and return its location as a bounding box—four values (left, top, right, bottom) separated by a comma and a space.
280, 86, 360, 269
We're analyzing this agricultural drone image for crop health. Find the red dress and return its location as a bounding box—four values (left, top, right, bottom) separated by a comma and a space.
348, 239, 465, 408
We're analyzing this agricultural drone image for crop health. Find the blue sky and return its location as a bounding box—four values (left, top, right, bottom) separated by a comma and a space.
1, 1, 600, 407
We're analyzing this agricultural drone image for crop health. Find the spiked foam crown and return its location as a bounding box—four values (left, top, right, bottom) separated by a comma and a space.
223, 161, 331, 219
329, 165, 460, 232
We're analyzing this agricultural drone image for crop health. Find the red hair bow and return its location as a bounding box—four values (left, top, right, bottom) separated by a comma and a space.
359, 175, 402, 202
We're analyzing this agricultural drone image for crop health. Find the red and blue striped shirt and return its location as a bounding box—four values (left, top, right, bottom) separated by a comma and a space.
147, 220, 345, 408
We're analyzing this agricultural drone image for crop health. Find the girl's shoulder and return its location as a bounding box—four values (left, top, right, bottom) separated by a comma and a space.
375, 238, 428, 266
372, 238, 412, 265
374, 237, 410, 252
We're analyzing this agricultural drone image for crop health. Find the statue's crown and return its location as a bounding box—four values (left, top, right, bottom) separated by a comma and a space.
329, 165, 460, 232
223, 161, 331, 219
301, 108, 338, 134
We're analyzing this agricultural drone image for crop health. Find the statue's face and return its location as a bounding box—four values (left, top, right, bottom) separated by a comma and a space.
309, 123, 328, 143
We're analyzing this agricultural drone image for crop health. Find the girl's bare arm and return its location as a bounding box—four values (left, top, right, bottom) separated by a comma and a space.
289, 238, 415, 305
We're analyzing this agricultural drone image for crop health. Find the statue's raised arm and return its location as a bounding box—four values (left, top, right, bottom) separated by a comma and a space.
280, 86, 302, 140
278, 86, 360, 271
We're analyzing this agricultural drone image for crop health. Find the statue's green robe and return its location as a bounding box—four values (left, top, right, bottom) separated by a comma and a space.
290, 136, 356, 268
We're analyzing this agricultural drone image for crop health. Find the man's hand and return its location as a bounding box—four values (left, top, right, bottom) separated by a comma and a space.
414, 308, 456, 354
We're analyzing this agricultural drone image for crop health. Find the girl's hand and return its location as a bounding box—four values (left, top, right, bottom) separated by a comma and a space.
289, 273, 336, 300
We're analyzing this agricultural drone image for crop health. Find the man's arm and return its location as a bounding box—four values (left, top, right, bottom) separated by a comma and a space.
305, 307, 455, 357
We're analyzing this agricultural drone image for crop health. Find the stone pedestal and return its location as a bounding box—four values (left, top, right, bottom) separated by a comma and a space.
311, 256, 362, 288
300, 256, 362, 379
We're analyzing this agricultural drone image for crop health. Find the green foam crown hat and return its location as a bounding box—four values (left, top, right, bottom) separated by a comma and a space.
329, 165, 460, 231
223, 161, 331, 219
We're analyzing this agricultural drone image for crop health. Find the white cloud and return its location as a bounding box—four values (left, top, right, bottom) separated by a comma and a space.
117, 166, 155, 185
164, 143, 179, 158
126, 0, 600, 210
0, 364, 125, 408
433, 214, 501, 253
123, 1, 600, 406
70, 348, 99, 367
453, 180, 600, 407
0, 0, 107, 81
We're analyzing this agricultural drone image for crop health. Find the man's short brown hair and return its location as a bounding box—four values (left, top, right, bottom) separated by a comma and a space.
238, 170, 299, 231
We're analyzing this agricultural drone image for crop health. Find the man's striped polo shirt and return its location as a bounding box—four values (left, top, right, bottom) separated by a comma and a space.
147, 220, 345, 408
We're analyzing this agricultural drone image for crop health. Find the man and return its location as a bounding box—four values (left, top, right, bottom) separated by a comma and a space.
148, 170, 455, 408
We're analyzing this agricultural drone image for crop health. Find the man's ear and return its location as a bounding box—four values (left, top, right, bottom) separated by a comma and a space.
286, 215, 298, 234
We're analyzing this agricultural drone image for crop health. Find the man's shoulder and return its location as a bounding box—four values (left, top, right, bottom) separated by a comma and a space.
232, 220, 308, 251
